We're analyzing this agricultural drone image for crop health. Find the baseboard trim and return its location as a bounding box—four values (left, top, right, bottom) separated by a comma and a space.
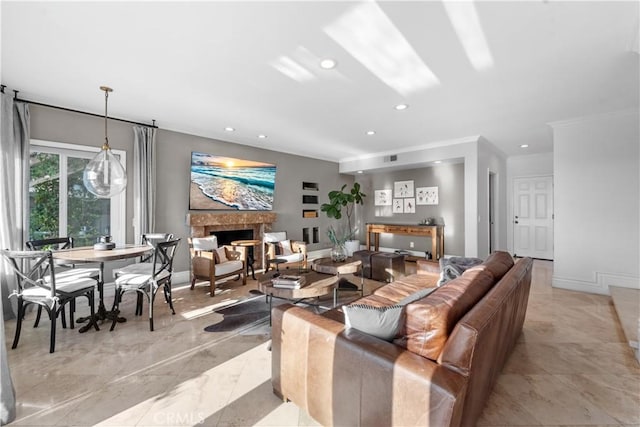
553, 271, 640, 295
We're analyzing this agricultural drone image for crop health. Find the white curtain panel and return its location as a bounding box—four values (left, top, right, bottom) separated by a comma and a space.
0, 92, 28, 425
133, 126, 157, 243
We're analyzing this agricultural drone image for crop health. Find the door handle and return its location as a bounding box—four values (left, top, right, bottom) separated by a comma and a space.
514, 220, 519, 224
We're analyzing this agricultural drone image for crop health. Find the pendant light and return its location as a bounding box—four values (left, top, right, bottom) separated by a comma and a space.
83, 86, 127, 198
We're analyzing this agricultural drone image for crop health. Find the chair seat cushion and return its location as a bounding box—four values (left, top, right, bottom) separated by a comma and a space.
44, 267, 100, 283
115, 270, 171, 287
276, 253, 304, 263
114, 263, 154, 277
47, 277, 96, 295
215, 260, 243, 275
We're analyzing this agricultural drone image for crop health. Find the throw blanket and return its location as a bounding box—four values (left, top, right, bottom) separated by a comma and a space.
438, 256, 484, 286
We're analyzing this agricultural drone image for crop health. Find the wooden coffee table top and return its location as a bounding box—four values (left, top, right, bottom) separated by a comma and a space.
312, 257, 362, 275
257, 271, 339, 299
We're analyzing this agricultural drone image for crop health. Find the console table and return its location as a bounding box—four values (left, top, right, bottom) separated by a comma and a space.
365, 223, 445, 260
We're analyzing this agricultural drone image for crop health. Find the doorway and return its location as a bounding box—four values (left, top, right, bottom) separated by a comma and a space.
512, 175, 554, 259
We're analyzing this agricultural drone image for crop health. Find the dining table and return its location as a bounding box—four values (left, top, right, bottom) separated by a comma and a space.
52, 244, 154, 333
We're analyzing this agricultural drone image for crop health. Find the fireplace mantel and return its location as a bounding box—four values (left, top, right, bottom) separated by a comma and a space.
187, 212, 277, 269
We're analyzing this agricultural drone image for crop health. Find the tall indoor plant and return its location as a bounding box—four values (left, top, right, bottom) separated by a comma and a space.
321, 182, 366, 260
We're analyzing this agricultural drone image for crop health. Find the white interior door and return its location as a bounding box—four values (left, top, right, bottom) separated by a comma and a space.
513, 176, 554, 260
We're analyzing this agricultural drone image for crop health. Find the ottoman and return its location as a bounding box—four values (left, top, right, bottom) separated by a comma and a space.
352, 250, 379, 279
371, 252, 405, 282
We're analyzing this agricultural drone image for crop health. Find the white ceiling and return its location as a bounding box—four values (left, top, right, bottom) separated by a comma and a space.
2, 1, 638, 164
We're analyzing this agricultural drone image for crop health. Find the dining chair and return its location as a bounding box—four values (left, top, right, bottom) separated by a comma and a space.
110, 238, 180, 331
113, 233, 174, 315
188, 236, 246, 297
1, 249, 99, 353
26, 237, 100, 329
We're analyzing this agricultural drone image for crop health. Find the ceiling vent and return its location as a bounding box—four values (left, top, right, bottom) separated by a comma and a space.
384, 154, 398, 162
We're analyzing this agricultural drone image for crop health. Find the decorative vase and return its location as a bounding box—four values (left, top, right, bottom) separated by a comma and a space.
331, 244, 347, 262
344, 240, 360, 257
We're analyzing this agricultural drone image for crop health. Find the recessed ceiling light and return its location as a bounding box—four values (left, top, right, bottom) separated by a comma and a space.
434, 160, 442, 164
258, 134, 267, 139
520, 144, 529, 148
366, 130, 376, 135
224, 127, 235, 132
319, 58, 337, 69
357, 170, 364, 174
394, 103, 408, 110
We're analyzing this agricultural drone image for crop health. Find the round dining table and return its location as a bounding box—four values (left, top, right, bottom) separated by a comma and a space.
52, 244, 154, 332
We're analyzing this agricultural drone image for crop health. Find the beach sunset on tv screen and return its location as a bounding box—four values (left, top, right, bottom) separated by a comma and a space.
190, 152, 276, 210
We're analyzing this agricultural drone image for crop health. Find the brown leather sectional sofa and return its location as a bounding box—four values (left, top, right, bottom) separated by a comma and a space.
271, 251, 533, 426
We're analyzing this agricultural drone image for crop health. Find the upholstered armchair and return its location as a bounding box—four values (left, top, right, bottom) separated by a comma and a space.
263, 232, 307, 271
188, 236, 246, 297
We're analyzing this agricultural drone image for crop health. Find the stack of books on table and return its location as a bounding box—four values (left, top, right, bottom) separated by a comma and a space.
272, 275, 306, 289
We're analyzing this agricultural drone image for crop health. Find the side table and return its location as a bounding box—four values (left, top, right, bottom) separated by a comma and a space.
231, 239, 261, 279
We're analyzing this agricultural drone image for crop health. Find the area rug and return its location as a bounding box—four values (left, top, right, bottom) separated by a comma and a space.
204, 296, 279, 333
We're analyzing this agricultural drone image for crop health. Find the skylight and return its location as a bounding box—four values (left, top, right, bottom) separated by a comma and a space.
324, 1, 440, 96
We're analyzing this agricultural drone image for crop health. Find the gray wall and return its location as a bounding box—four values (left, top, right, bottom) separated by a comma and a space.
359, 163, 465, 256
29, 105, 352, 272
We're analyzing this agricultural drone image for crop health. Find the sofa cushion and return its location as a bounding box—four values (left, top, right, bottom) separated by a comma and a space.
465, 251, 514, 281
373, 274, 438, 303
344, 304, 405, 341
275, 239, 294, 256
394, 268, 495, 361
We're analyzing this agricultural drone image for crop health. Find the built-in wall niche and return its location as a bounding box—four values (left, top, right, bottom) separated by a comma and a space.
303, 209, 318, 218
302, 194, 318, 204
302, 226, 320, 244
302, 182, 319, 191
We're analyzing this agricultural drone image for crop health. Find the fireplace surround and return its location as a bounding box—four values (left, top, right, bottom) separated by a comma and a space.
187, 212, 277, 270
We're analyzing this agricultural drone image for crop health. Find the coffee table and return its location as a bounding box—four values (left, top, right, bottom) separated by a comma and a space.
311, 257, 363, 294
257, 270, 340, 324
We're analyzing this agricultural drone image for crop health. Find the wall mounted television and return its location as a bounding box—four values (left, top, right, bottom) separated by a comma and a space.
189, 152, 276, 210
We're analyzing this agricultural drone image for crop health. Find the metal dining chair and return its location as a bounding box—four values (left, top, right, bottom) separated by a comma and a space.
26, 237, 100, 329
110, 239, 180, 331
113, 233, 174, 315
1, 249, 99, 353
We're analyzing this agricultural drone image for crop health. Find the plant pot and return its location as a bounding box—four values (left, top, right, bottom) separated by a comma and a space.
344, 240, 360, 257
331, 244, 347, 262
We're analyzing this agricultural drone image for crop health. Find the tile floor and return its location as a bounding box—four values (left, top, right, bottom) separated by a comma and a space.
3, 260, 640, 426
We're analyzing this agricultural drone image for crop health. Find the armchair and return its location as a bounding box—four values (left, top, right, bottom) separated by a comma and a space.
188, 236, 246, 297
263, 232, 307, 271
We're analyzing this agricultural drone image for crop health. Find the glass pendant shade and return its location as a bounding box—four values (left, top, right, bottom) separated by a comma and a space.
83, 86, 127, 198
83, 147, 127, 198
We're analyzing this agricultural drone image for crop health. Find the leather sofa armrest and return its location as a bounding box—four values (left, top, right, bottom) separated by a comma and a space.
416, 259, 440, 277
271, 304, 467, 427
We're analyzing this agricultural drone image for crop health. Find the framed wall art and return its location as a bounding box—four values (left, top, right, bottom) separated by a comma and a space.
393, 198, 404, 213
416, 186, 439, 205
374, 189, 392, 206
404, 198, 416, 213
394, 180, 414, 198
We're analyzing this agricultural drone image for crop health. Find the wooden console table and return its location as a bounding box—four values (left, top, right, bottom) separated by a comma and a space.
365, 223, 445, 260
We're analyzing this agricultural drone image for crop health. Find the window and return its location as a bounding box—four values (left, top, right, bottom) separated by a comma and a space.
29, 140, 126, 246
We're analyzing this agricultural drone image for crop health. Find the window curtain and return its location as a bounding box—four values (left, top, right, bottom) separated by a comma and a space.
0, 91, 29, 425
133, 126, 157, 242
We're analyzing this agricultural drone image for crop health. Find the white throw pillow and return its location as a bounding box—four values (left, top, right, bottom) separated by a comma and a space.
278, 239, 294, 256
343, 304, 405, 342
215, 247, 228, 263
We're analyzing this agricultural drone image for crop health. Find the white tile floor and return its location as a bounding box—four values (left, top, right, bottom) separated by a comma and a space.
4, 261, 640, 426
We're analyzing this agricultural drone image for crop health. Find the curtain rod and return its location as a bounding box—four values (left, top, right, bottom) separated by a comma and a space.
1, 86, 157, 129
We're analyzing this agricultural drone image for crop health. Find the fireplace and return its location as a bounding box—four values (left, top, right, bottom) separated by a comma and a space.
187, 212, 277, 269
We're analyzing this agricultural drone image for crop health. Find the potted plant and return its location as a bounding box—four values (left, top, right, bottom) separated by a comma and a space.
321, 182, 366, 259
